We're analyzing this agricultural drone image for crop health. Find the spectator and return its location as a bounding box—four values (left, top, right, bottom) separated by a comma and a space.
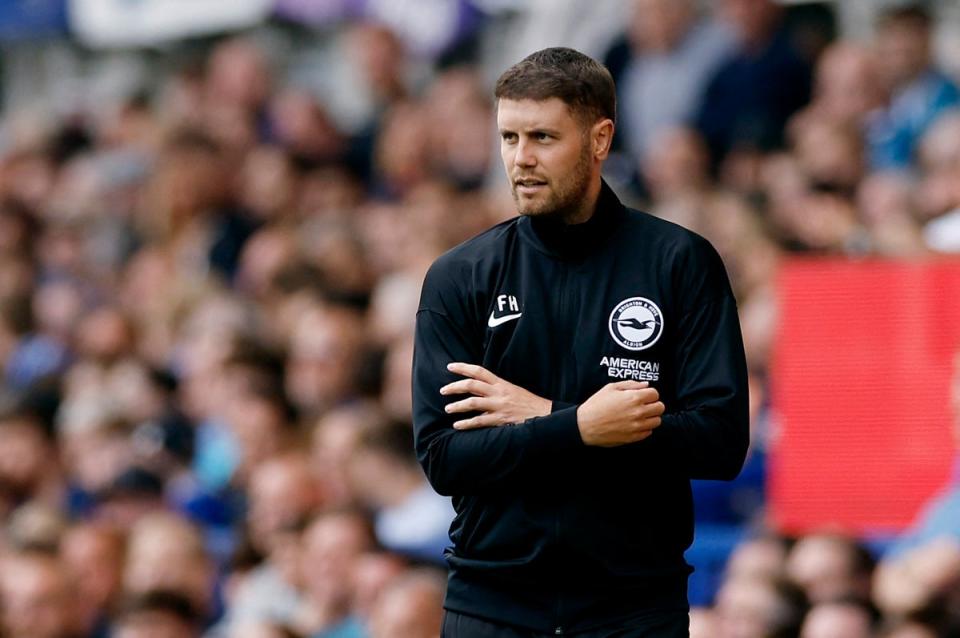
867, 4, 960, 170
917, 110, 960, 250
123, 512, 216, 625
800, 600, 875, 638
346, 419, 453, 561
801, 41, 884, 130
296, 509, 375, 638
725, 534, 790, 584
785, 533, 875, 604
350, 551, 408, 622
0, 405, 63, 516
285, 298, 366, 417
367, 569, 445, 638
714, 575, 807, 638
603, 0, 735, 162
0, 551, 82, 638
696, 0, 813, 165
225, 453, 325, 631
873, 349, 960, 617
59, 522, 126, 638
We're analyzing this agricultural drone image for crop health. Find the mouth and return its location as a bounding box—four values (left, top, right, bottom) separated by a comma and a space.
514, 177, 548, 195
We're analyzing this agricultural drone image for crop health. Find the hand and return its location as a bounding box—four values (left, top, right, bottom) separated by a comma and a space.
440, 362, 551, 430
576, 381, 664, 447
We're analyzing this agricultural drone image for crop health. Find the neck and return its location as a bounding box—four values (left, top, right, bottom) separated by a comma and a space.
561, 174, 603, 225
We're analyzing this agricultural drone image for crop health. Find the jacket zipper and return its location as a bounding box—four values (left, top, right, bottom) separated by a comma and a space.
554, 264, 569, 634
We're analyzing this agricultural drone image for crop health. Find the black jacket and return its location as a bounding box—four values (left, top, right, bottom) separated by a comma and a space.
412, 182, 749, 634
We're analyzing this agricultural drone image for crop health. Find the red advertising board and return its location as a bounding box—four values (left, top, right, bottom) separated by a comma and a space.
770, 259, 960, 535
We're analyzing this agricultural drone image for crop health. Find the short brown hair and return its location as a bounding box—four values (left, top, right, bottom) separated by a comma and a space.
494, 47, 616, 125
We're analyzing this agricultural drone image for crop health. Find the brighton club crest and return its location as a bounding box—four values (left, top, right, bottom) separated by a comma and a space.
608, 297, 664, 351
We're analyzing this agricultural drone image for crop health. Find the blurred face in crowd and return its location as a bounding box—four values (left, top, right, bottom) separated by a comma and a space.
800, 602, 872, 638
0, 553, 78, 638
875, 14, 931, 90
814, 43, 883, 125
375, 102, 431, 195
226, 391, 291, 479
349, 23, 405, 101
351, 552, 407, 620
720, 0, 782, 47
270, 90, 345, 161
642, 127, 710, 200
916, 113, 960, 221
206, 38, 270, 112
75, 306, 135, 363
247, 454, 322, 556
300, 512, 373, 611
124, 514, 212, 616
715, 576, 798, 638
0, 414, 52, 500
689, 608, 718, 638
367, 573, 444, 638
311, 403, 379, 507
792, 118, 863, 192
786, 534, 870, 603
60, 523, 125, 627
725, 536, 788, 583
286, 303, 363, 414
629, 0, 695, 53
238, 146, 298, 222
497, 97, 610, 224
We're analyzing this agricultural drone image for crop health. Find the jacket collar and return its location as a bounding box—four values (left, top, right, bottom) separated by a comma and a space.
519, 179, 627, 259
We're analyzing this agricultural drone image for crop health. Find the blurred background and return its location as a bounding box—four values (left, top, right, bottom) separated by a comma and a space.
0, 0, 959, 637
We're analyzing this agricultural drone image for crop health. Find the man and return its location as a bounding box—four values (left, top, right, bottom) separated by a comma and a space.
873, 349, 960, 617
412, 47, 748, 636
866, 3, 960, 170
0, 551, 82, 638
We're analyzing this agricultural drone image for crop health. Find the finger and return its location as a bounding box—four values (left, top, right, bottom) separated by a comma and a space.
625, 387, 660, 402
609, 381, 649, 391
440, 379, 492, 396
453, 414, 502, 430
447, 362, 499, 383
444, 397, 492, 414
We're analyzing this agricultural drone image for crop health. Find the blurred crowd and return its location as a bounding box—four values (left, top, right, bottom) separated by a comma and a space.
0, 0, 959, 636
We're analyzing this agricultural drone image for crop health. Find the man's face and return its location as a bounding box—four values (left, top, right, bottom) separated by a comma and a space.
0, 556, 76, 638
497, 98, 594, 221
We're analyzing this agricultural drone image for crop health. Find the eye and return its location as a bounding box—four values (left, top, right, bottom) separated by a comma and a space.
501, 132, 517, 143
535, 132, 551, 141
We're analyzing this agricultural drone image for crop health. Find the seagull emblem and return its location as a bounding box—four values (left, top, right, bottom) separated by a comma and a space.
615, 317, 657, 331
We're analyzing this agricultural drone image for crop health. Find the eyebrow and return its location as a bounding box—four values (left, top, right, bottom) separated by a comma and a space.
498, 127, 563, 136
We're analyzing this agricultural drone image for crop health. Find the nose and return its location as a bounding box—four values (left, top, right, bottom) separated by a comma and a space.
514, 139, 537, 168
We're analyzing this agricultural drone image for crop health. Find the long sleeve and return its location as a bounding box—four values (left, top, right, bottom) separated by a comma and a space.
645, 236, 749, 480
412, 262, 583, 497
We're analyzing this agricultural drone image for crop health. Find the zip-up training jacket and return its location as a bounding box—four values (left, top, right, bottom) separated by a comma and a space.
412, 181, 749, 634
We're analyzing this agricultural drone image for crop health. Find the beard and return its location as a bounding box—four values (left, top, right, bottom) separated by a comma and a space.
511, 142, 593, 222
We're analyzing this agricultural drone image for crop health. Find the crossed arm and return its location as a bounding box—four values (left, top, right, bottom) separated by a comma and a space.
440, 361, 665, 447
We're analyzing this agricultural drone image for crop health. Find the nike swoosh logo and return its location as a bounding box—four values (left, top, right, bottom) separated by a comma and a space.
488, 312, 522, 328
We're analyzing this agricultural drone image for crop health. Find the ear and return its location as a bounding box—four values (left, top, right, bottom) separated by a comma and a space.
592, 118, 615, 160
